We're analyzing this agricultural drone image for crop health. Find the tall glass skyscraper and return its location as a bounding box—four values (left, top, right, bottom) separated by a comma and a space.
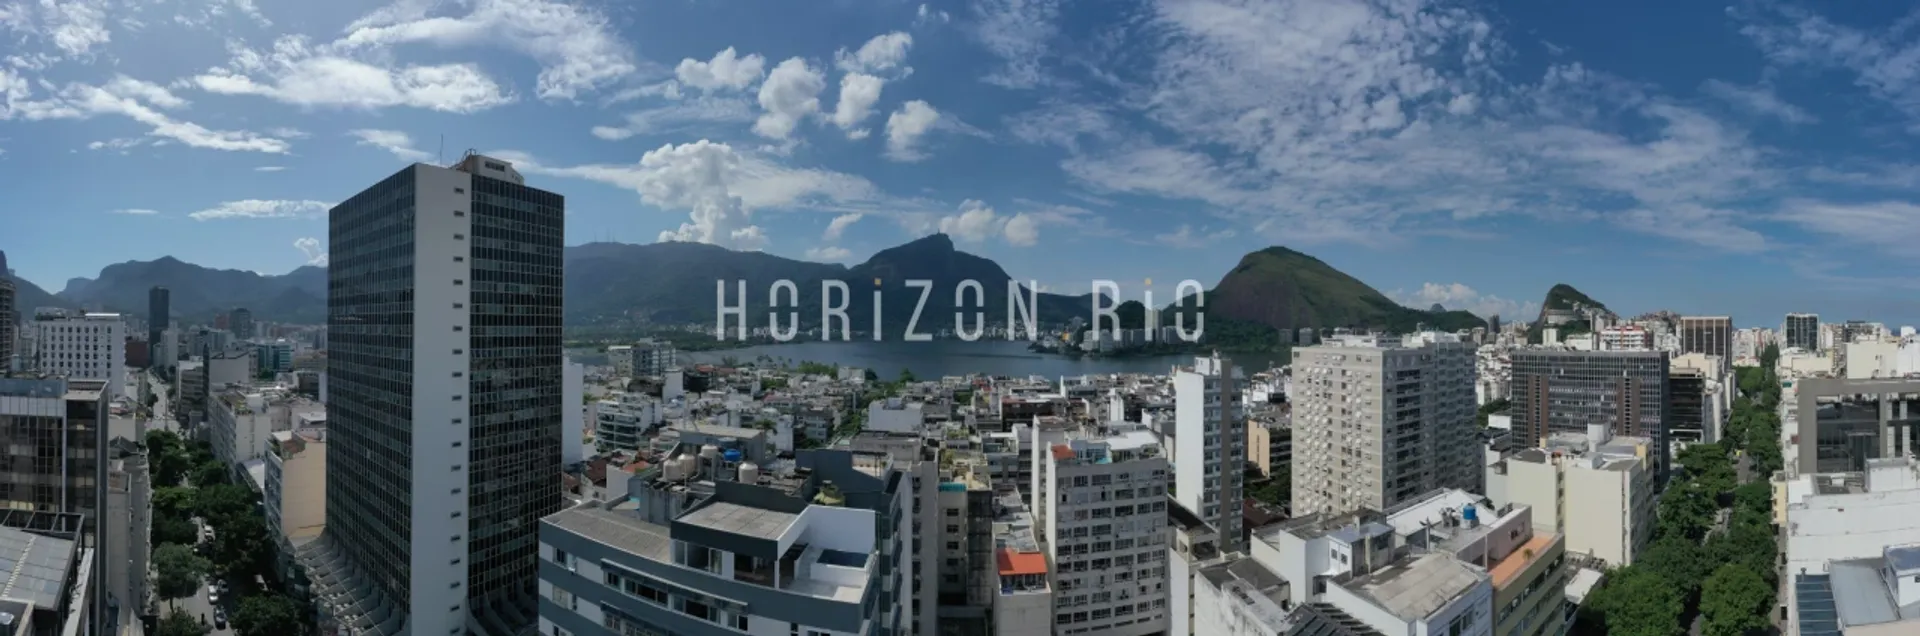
148, 286, 169, 355
306, 154, 565, 636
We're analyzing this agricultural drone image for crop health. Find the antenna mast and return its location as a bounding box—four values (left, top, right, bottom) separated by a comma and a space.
439, 134, 446, 165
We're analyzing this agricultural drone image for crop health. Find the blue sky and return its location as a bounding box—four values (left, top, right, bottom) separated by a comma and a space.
3, 0, 1918, 327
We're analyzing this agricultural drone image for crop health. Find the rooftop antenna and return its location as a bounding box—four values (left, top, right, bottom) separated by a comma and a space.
438, 134, 446, 165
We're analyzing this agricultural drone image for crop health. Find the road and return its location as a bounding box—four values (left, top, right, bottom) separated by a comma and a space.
169, 578, 234, 636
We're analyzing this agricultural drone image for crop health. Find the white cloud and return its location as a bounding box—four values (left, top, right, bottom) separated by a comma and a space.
349, 129, 432, 161
268, 127, 308, 138
805, 246, 853, 261
334, 0, 638, 100
1390, 283, 1536, 321
594, 95, 757, 140
754, 58, 826, 140
836, 32, 912, 75
1155, 225, 1238, 248
1777, 199, 1920, 258
885, 100, 939, 161
0, 71, 291, 153
293, 237, 328, 266
937, 200, 1040, 246
829, 73, 883, 137
254, 165, 287, 172
87, 137, 142, 152
1735, 4, 1920, 130
190, 38, 513, 114
676, 47, 766, 92
110, 208, 158, 215
1702, 80, 1816, 124
0, 0, 112, 60
824, 213, 863, 240
189, 199, 330, 221
971, 0, 1060, 88
915, 4, 951, 26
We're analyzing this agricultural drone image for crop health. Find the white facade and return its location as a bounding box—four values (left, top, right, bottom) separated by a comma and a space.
1598, 326, 1653, 351
1780, 457, 1920, 634
1039, 427, 1171, 636
405, 163, 476, 635
563, 358, 584, 465
1174, 354, 1245, 551
34, 311, 128, 398
866, 398, 924, 434
1486, 434, 1654, 567
593, 393, 662, 452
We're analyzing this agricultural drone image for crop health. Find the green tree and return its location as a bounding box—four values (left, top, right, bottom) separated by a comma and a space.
187, 440, 215, 467
1699, 564, 1773, 636
1641, 535, 1713, 597
154, 543, 211, 609
1475, 398, 1510, 428
211, 514, 276, 580
1759, 343, 1779, 371
194, 484, 257, 522
146, 430, 192, 486
897, 368, 916, 384
231, 594, 305, 636
1586, 566, 1685, 636
156, 611, 211, 636
191, 461, 230, 488
1656, 480, 1716, 542
153, 515, 199, 546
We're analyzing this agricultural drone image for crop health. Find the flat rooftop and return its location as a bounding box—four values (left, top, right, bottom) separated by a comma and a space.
1488, 533, 1561, 589
544, 501, 672, 561
679, 501, 798, 540
1340, 552, 1484, 621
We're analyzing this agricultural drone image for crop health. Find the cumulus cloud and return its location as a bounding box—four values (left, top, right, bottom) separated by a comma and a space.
676, 47, 766, 92
885, 100, 939, 161
254, 166, 287, 172
189, 199, 330, 221
805, 246, 853, 261
349, 129, 431, 161
333, 0, 638, 100
829, 73, 884, 138
824, 213, 863, 240
754, 58, 826, 140
293, 237, 328, 265
936, 200, 1039, 246
189, 39, 514, 113
1390, 283, 1536, 321
915, 4, 951, 26
835, 32, 912, 75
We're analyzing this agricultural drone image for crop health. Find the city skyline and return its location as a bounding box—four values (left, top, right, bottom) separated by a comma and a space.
6, 1, 1920, 324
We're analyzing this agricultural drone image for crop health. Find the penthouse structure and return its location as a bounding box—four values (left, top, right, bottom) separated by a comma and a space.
536, 448, 912, 636
1290, 339, 1480, 516
1038, 425, 1171, 636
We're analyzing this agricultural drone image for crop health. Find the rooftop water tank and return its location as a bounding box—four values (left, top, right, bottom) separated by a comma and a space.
699, 445, 720, 460
678, 455, 698, 479
1462, 504, 1478, 524
722, 449, 743, 463
738, 462, 759, 483
661, 458, 683, 481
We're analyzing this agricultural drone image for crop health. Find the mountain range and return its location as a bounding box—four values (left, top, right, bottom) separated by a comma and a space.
26, 236, 1506, 338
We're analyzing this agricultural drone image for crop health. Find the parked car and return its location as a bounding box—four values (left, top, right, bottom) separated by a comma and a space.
213, 609, 227, 629
207, 584, 218, 605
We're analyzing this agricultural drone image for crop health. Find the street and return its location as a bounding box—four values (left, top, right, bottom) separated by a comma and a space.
169, 579, 234, 636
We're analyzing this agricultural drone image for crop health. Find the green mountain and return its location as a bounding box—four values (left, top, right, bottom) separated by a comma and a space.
1162, 246, 1487, 347
796, 233, 1089, 337
1529, 283, 1610, 343
55, 257, 326, 323
566, 241, 849, 325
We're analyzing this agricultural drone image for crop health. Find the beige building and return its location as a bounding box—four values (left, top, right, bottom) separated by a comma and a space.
1290, 339, 1479, 515
266, 427, 326, 596
1486, 429, 1654, 567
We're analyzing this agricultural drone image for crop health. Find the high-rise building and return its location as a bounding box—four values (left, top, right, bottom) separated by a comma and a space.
1510, 350, 1671, 478
1038, 426, 1171, 636
229, 308, 254, 341
33, 310, 129, 398
0, 377, 107, 522
1289, 339, 1479, 516
147, 286, 169, 358
1172, 354, 1245, 552
1785, 313, 1820, 351
1, 251, 16, 371
1678, 316, 1733, 367
303, 154, 565, 636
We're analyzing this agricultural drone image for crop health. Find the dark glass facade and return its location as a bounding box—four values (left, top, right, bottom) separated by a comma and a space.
1511, 350, 1671, 476
148, 287, 169, 351
326, 167, 420, 610
464, 172, 565, 605
0, 378, 104, 524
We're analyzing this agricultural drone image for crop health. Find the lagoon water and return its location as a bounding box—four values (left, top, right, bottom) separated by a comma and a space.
646, 339, 1292, 378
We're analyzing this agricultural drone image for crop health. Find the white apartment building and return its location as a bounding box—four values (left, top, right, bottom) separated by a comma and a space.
1598, 325, 1653, 351
1290, 340, 1479, 516
1780, 456, 1920, 635
866, 397, 925, 434
209, 388, 319, 478
1485, 428, 1654, 567
606, 340, 677, 377
593, 393, 663, 452
1248, 501, 1495, 636
990, 483, 1051, 636
33, 310, 128, 398
266, 428, 326, 590
1039, 426, 1171, 636
1173, 353, 1246, 552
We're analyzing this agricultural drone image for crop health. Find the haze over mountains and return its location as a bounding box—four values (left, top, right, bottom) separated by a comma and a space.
22, 237, 1525, 338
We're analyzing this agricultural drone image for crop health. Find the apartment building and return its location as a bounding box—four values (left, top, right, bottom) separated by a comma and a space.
1509, 350, 1671, 479
1251, 501, 1494, 636
208, 387, 320, 480
0, 270, 14, 370
304, 154, 566, 636
933, 449, 994, 635
990, 486, 1051, 636
607, 340, 678, 377
1290, 340, 1480, 516
593, 393, 663, 453
1485, 429, 1655, 567
104, 439, 152, 628
1173, 353, 1246, 552
1597, 325, 1653, 352
0, 377, 107, 523
1785, 313, 1820, 351
266, 428, 327, 597
1039, 426, 1171, 636
33, 310, 127, 399
1779, 456, 1920, 634
1678, 316, 1734, 367
536, 448, 912, 636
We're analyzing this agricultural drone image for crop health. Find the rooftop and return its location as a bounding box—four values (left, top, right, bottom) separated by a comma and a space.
679, 501, 798, 540
0, 525, 74, 611
1339, 552, 1486, 621
1487, 533, 1561, 589
544, 500, 673, 562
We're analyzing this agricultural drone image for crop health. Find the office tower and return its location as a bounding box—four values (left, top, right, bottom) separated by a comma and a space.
1488, 314, 1500, 334
0, 251, 15, 370
33, 310, 129, 399
1678, 316, 1733, 367
1038, 427, 1170, 636
537, 448, 914, 636
1511, 350, 1671, 478
0, 377, 107, 520
1668, 367, 1708, 444
1290, 340, 1479, 516
147, 286, 169, 358
229, 308, 254, 340
1172, 354, 1245, 552
1785, 313, 1820, 351
305, 154, 565, 636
